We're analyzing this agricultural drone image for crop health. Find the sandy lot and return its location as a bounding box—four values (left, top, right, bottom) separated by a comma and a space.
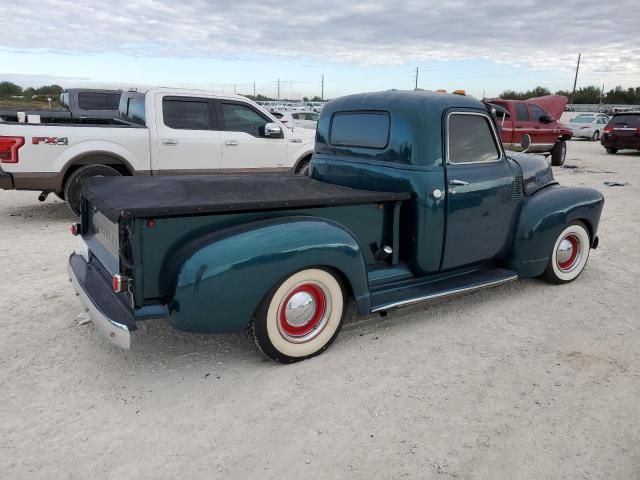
1, 141, 639, 479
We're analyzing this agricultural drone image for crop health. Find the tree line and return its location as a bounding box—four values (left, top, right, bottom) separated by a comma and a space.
0, 81, 63, 98
498, 85, 640, 105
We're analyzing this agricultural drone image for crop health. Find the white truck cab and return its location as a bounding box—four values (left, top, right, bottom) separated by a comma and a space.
0, 88, 315, 214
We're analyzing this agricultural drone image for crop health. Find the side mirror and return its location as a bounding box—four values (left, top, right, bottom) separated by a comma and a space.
539, 114, 553, 123
521, 134, 531, 153
264, 122, 282, 138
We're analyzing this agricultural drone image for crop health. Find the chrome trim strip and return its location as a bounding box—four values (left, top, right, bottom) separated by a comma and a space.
445, 111, 504, 165
371, 274, 518, 312
67, 261, 131, 349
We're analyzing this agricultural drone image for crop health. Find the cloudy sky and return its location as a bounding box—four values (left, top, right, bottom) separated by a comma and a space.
2, 0, 638, 98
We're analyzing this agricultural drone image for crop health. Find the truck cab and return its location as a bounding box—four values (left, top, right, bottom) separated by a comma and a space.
68, 91, 604, 363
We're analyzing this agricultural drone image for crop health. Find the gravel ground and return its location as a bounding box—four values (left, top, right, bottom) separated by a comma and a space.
1, 141, 639, 479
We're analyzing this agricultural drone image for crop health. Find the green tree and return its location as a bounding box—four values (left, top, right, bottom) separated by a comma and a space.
0, 81, 23, 96
35, 84, 63, 96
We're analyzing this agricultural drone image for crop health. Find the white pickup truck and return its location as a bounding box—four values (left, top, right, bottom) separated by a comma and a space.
0, 88, 315, 214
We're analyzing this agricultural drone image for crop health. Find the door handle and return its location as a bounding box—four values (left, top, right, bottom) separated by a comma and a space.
162, 139, 178, 146
225, 140, 239, 146
449, 179, 469, 186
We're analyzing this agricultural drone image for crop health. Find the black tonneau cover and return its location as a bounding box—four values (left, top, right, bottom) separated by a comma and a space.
81, 175, 410, 222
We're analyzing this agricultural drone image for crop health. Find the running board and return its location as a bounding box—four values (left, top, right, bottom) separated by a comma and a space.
370, 268, 518, 313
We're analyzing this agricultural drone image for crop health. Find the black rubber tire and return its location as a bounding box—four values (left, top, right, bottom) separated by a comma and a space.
550, 140, 567, 166
541, 221, 590, 285
295, 158, 311, 176
247, 268, 346, 363
63, 164, 121, 216
592, 130, 600, 141
605, 147, 618, 154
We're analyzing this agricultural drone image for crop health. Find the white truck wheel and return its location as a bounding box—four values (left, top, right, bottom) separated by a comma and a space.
541, 222, 591, 284
248, 268, 346, 363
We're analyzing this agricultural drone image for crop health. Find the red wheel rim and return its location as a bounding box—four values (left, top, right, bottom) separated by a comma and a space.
557, 234, 580, 271
279, 283, 327, 338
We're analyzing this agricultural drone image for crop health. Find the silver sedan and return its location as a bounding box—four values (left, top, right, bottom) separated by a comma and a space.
566, 113, 610, 141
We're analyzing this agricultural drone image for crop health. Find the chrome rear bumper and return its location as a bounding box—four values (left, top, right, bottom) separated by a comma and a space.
68, 254, 133, 349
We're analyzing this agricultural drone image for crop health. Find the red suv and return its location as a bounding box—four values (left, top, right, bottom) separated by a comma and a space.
488, 96, 573, 166
601, 112, 640, 154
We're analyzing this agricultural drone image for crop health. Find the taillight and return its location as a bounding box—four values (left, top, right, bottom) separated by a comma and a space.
604, 126, 613, 133
70, 223, 81, 236
0, 136, 25, 163
112, 274, 130, 293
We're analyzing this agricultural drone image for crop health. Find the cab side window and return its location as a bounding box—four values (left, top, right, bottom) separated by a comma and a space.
222, 103, 269, 137
515, 103, 530, 121
528, 104, 547, 122
449, 114, 501, 164
163, 97, 213, 130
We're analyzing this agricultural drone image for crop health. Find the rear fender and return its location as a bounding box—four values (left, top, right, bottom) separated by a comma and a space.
164, 217, 369, 333
505, 185, 604, 277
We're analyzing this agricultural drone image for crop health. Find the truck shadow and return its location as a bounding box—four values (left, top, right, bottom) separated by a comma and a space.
3, 199, 73, 223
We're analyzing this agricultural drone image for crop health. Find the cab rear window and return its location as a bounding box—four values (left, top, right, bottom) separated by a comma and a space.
610, 114, 640, 127
330, 112, 390, 149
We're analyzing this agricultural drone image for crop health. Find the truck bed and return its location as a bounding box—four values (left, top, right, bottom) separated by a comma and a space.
81, 175, 411, 222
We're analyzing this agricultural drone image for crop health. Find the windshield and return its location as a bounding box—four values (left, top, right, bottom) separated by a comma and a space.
571, 114, 595, 123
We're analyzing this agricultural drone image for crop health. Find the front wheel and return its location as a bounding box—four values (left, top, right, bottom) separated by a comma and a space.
550, 140, 567, 166
541, 222, 591, 284
248, 268, 346, 363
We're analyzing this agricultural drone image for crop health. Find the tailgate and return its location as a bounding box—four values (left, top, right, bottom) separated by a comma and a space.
82, 200, 121, 276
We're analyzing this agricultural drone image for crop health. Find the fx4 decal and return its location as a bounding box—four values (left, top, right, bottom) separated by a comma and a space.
32, 137, 68, 146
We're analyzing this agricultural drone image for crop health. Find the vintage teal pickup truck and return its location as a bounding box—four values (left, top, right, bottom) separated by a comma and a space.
68, 91, 604, 363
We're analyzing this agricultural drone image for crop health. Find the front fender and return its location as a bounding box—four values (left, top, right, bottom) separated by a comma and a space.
506, 185, 604, 277
165, 217, 369, 333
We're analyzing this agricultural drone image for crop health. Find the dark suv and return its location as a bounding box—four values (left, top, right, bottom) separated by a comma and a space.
601, 112, 640, 154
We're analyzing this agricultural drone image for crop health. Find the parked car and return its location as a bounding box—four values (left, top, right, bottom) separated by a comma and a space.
305, 102, 325, 113
67, 91, 604, 363
0, 88, 122, 123
565, 113, 610, 141
601, 112, 640, 154
0, 88, 315, 214
488, 95, 573, 166
277, 111, 319, 129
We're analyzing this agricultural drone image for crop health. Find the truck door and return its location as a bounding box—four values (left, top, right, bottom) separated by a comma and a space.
528, 103, 556, 148
154, 95, 222, 173
441, 111, 517, 270
216, 101, 288, 172
512, 102, 531, 150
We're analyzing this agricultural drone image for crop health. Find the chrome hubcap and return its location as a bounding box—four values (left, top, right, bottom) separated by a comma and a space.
284, 291, 316, 327
556, 239, 574, 265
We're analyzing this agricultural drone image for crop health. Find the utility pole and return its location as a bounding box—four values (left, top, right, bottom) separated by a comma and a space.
570, 53, 581, 104
321, 74, 324, 101
277, 78, 280, 101
600, 83, 605, 105
253, 81, 256, 98
414, 66, 419, 90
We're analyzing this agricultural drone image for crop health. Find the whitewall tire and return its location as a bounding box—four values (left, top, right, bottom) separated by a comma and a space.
542, 222, 591, 284
248, 268, 346, 363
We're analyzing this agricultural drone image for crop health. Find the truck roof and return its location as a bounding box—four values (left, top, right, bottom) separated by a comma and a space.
136, 87, 256, 103
326, 90, 483, 112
